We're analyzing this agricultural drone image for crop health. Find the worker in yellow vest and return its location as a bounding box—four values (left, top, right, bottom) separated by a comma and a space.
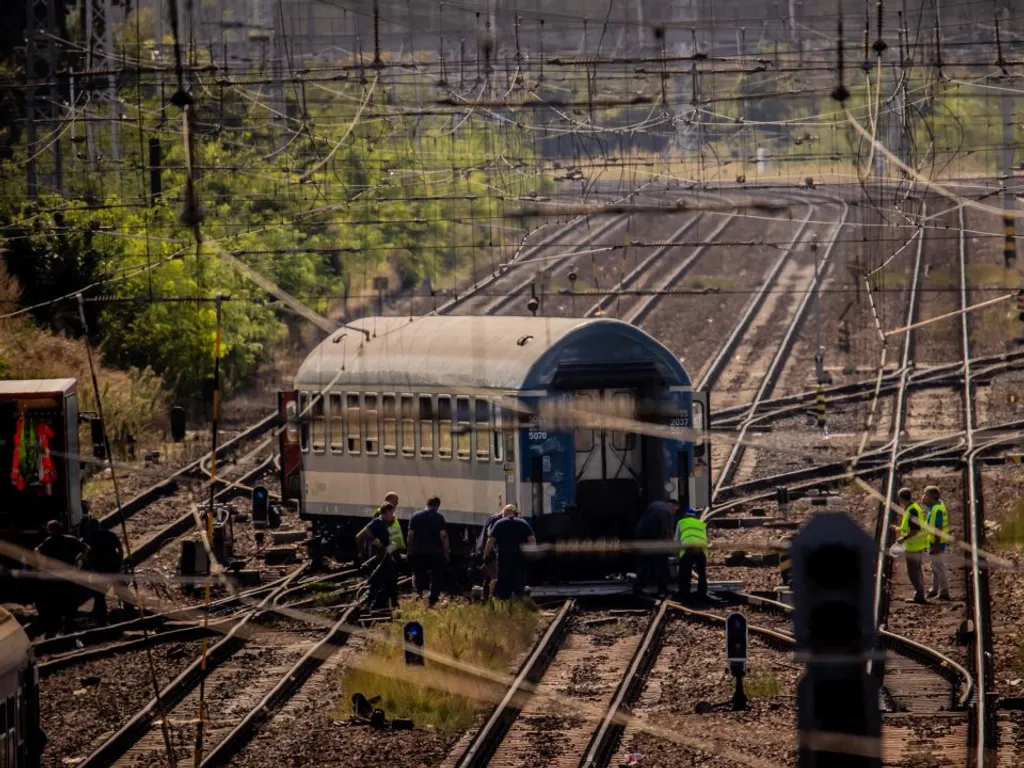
923, 485, 951, 601
895, 487, 929, 604
675, 507, 709, 603
374, 491, 405, 553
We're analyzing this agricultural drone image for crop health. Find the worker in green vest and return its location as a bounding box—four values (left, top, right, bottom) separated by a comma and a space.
675, 507, 709, 603
895, 487, 929, 604
923, 485, 951, 601
374, 492, 405, 553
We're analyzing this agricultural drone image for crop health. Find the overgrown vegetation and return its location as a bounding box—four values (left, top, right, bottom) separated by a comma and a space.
0, 263, 165, 442
993, 500, 1024, 549
338, 599, 540, 731
0, 8, 546, 408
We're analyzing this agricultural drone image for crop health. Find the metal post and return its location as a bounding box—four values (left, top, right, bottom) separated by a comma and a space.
24, 0, 62, 197
1000, 8, 1016, 267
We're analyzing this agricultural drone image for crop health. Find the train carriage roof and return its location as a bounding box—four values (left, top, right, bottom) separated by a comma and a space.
0, 378, 76, 397
295, 316, 691, 392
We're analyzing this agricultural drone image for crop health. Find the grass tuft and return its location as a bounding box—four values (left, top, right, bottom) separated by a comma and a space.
993, 500, 1024, 549
337, 598, 541, 731
743, 673, 784, 698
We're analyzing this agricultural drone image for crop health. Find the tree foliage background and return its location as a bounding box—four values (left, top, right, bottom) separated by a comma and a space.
0, 3, 545, 408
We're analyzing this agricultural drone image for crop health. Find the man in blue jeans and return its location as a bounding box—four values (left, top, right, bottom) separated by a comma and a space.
407, 496, 450, 605
483, 504, 536, 599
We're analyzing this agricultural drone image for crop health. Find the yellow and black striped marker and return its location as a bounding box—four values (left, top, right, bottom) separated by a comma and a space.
837, 321, 850, 353
816, 384, 826, 428
779, 549, 792, 586
1005, 215, 1016, 269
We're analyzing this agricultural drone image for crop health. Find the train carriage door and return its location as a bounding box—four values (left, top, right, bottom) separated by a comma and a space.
691, 392, 712, 510
607, 391, 642, 483
278, 391, 302, 501
573, 391, 599, 483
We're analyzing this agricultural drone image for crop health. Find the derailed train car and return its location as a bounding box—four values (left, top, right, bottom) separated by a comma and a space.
279, 316, 711, 562
0, 606, 43, 768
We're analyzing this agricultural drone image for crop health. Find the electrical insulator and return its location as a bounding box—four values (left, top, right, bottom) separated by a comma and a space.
527, 295, 540, 316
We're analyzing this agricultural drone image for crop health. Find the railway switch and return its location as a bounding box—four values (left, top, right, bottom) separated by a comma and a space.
726, 612, 748, 711
404, 621, 425, 665
792, 513, 880, 768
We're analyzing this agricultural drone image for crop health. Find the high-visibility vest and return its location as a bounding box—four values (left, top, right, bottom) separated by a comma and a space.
927, 501, 949, 547
388, 518, 405, 551
677, 517, 708, 556
899, 502, 929, 552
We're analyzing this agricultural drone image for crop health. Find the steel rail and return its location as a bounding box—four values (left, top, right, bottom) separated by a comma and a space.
77, 563, 311, 768
483, 214, 632, 316
436, 184, 655, 316
580, 601, 670, 768
958, 204, 995, 768
96, 412, 279, 530
729, 591, 973, 708
695, 205, 816, 393
198, 603, 361, 768
711, 415, 1024, 514
583, 214, 705, 319
709, 200, 850, 503
127, 453, 277, 567
872, 202, 928, 637
454, 600, 576, 768
621, 214, 738, 325
712, 351, 1024, 428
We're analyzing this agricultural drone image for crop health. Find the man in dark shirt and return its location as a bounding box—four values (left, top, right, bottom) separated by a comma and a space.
484, 505, 536, 600
634, 501, 672, 598
35, 520, 87, 637
475, 508, 504, 600
80, 515, 127, 625
355, 504, 398, 610
407, 496, 450, 606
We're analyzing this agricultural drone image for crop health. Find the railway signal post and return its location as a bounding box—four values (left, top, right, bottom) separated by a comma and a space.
404, 621, 425, 666
792, 513, 880, 768
726, 612, 748, 711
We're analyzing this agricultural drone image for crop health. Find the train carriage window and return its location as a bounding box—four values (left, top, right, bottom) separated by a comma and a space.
364, 394, 379, 455
298, 393, 310, 453
611, 392, 636, 451
328, 393, 344, 453
311, 396, 326, 453
437, 396, 453, 459
502, 405, 516, 461
575, 393, 595, 452
456, 396, 471, 460
382, 395, 397, 456
475, 399, 491, 461
346, 394, 361, 454
489, 403, 501, 462
419, 396, 434, 457
400, 395, 415, 456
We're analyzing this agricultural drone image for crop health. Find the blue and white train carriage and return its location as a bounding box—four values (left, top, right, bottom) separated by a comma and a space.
279, 316, 711, 558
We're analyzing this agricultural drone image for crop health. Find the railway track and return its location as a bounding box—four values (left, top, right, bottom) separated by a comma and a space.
70, 564, 370, 768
